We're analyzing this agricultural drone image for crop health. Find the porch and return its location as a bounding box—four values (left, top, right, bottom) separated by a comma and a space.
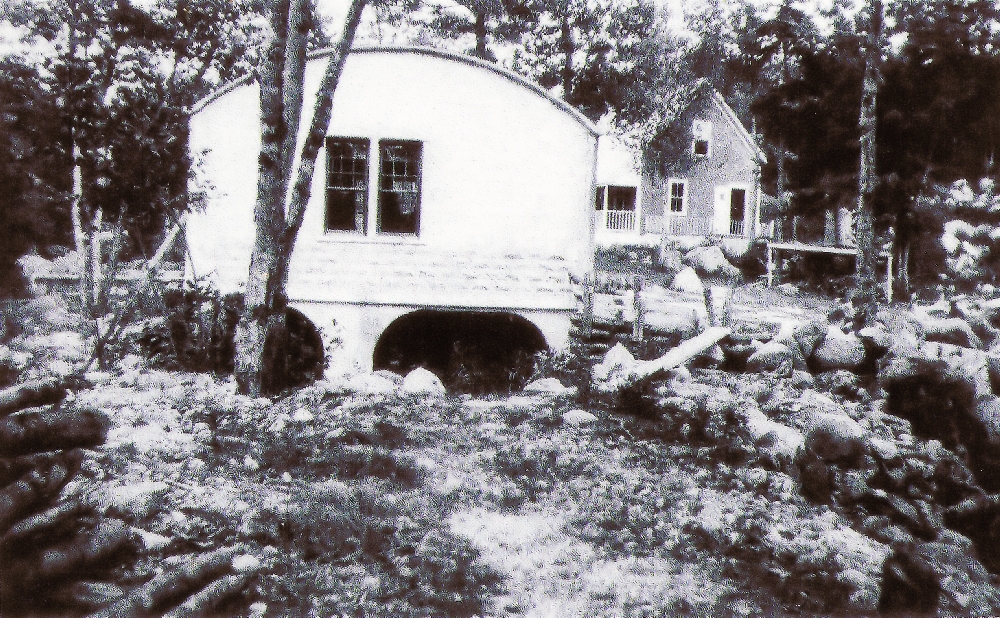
662, 215, 750, 238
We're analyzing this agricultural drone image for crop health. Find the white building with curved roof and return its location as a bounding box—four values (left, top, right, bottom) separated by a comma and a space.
187, 46, 599, 374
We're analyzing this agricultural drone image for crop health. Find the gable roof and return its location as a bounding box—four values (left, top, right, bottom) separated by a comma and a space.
192, 45, 600, 138
682, 80, 766, 164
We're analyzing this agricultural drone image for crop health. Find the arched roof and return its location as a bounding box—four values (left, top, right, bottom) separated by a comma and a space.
192, 45, 600, 137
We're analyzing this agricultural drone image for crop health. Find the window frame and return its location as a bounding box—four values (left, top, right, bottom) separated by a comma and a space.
376, 139, 423, 236
324, 136, 371, 234
667, 179, 688, 216
692, 120, 712, 158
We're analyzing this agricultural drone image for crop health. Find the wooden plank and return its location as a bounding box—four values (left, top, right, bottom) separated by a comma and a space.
635, 326, 730, 380
768, 242, 858, 255
593, 327, 730, 393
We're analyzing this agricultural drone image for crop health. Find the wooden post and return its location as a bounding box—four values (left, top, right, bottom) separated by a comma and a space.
766, 244, 775, 287
582, 273, 594, 338
632, 275, 644, 341
885, 252, 893, 304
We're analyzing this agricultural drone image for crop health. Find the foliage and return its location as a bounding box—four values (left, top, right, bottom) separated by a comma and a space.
135, 281, 323, 393
0, 57, 73, 297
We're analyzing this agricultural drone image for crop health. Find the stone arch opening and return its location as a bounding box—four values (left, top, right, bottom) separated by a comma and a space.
261, 307, 326, 395
373, 310, 548, 394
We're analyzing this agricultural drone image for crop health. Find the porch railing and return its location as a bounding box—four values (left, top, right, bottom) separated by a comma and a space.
664, 215, 712, 236
729, 219, 745, 237
603, 210, 637, 232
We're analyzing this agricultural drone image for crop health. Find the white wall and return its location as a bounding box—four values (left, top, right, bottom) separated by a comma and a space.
187, 47, 598, 297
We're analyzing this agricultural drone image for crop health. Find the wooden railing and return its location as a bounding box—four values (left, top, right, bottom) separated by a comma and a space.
603, 210, 636, 232
729, 219, 745, 237
664, 215, 712, 236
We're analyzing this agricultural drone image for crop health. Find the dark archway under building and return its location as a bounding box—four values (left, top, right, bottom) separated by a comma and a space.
261, 307, 326, 395
373, 310, 548, 394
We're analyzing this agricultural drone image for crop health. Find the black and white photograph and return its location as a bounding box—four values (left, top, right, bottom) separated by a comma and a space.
2, 0, 1000, 615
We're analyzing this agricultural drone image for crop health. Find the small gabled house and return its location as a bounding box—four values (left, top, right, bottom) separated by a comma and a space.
186, 46, 599, 376
594, 82, 767, 241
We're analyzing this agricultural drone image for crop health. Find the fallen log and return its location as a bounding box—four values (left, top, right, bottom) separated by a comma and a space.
592, 326, 731, 394
13, 519, 135, 585
0, 449, 83, 533
93, 545, 247, 618
162, 572, 256, 618
2, 500, 94, 548
0, 408, 109, 456
0, 378, 68, 418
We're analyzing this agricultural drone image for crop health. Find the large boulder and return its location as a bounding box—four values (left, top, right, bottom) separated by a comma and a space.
802, 412, 867, 463
682, 245, 742, 281
643, 306, 700, 340
591, 343, 640, 393
813, 326, 866, 371
401, 367, 446, 396
746, 340, 794, 376
669, 267, 704, 295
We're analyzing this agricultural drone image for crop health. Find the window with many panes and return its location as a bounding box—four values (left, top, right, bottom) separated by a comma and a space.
325, 138, 424, 236
668, 179, 687, 214
378, 140, 422, 235
325, 137, 369, 232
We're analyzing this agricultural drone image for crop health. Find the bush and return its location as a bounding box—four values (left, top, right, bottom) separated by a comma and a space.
136, 281, 324, 394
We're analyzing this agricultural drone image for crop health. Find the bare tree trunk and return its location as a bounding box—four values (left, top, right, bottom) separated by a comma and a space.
854, 0, 882, 329
233, 0, 293, 397
473, 10, 491, 60
233, 0, 368, 396
559, 14, 574, 100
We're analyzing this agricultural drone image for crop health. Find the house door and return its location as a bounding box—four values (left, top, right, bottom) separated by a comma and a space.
730, 188, 746, 236
714, 185, 748, 236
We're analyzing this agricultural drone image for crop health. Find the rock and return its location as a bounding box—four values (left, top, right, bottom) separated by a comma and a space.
814, 370, 860, 398
592, 343, 639, 391
401, 367, 446, 396
789, 370, 815, 390
792, 319, 829, 360
683, 245, 742, 281
868, 437, 899, 461
345, 372, 400, 396
858, 324, 893, 355
643, 306, 699, 339
562, 409, 598, 426
879, 546, 942, 615
917, 539, 1000, 616
100, 482, 170, 519
669, 266, 704, 295
802, 412, 867, 463
746, 340, 793, 376
920, 316, 984, 349
742, 406, 804, 466
720, 237, 751, 262
813, 326, 866, 371
656, 246, 683, 273
523, 377, 577, 398
671, 235, 708, 253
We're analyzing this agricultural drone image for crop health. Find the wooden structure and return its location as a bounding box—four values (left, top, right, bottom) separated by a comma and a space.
766, 241, 893, 301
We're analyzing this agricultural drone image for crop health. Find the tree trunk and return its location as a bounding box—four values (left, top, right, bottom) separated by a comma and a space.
233, 0, 292, 397
559, 14, 574, 100
233, 0, 367, 396
854, 0, 883, 329
473, 11, 492, 60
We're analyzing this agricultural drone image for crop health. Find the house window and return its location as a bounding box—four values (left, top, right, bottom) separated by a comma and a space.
595, 185, 636, 211
692, 120, 712, 157
607, 186, 636, 211
378, 140, 422, 235
325, 137, 369, 232
668, 179, 687, 214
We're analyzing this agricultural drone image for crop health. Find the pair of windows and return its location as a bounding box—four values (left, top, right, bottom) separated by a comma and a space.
668, 179, 687, 214
594, 185, 637, 211
325, 138, 422, 235
692, 120, 712, 157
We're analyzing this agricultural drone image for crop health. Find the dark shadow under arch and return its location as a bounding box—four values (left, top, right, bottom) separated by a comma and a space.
373, 310, 548, 394
261, 307, 325, 395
